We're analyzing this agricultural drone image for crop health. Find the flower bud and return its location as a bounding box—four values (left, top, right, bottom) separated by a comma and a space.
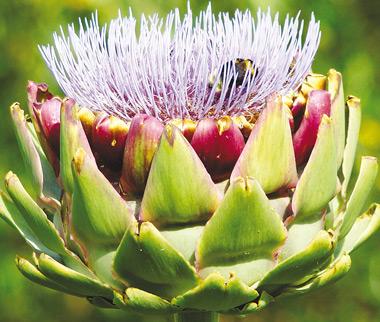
92, 114, 129, 170
293, 90, 331, 165
191, 116, 245, 182
120, 114, 164, 198
28, 81, 62, 157
27, 81, 60, 167
39, 98, 62, 156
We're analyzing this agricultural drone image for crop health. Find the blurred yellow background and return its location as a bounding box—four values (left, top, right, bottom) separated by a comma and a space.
0, 1, 379, 321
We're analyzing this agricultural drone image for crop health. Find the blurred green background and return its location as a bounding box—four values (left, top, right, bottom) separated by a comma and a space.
0, 0, 379, 321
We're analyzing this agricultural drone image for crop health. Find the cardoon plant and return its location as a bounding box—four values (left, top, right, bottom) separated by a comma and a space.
1, 4, 379, 322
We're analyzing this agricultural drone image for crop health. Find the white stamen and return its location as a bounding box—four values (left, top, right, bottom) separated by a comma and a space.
39, 3, 321, 122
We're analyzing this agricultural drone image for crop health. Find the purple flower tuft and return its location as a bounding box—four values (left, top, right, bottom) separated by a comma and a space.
39, 3, 321, 121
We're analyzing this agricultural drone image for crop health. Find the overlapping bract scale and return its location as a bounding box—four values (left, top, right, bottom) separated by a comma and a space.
1, 69, 379, 321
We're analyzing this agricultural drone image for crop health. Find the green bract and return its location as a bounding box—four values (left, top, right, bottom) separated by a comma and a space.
1, 68, 379, 322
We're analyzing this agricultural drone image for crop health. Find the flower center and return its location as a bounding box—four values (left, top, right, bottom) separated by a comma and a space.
39, 4, 320, 122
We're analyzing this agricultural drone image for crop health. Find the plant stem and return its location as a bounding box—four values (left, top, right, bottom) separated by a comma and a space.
174, 311, 219, 322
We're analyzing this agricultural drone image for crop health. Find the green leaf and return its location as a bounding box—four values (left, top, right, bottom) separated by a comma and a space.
10, 103, 61, 211
87, 247, 125, 290
327, 69, 345, 168
113, 221, 199, 299
292, 115, 337, 219
258, 230, 334, 294
269, 197, 291, 220
114, 289, 180, 314
0, 188, 99, 279
4, 172, 66, 254
140, 125, 220, 226
26, 122, 61, 206
279, 217, 324, 261
0, 192, 56, 256
326, 196, 342, 230
197, 177, 287, 268
172, 273, 258, 312
198, 259, 275, 287
71, 148, 135, 246
338, 156, 378, 238
60, 250, 97, 278
280, 254, 351, 297
60, 99, 94, 194
15, 255, 82, 296
161, 225, 204, 262
10, 103, 43, 200
341, 96, 361, 198
337, 204, 380, 254
37, 253, 113, 298
231, 97, 297, 193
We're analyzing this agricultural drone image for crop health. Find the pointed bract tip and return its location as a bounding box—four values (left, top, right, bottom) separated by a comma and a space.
321, 114, 332, 125
4, 171, 16, 186
347, 95, 360, 106
362, 155, 378, 164
164, 123, 176, 145
10, 103, 24, 120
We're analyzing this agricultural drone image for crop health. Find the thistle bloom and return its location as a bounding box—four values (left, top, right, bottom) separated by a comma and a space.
1, 4, 379, 322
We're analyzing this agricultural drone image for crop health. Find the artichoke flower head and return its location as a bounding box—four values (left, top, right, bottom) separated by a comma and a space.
1, 3, 379, 322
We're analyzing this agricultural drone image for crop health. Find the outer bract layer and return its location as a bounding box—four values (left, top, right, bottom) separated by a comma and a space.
1, 69, 379, 322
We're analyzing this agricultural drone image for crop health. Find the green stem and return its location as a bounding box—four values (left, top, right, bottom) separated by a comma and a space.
174, 311, 219, 322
